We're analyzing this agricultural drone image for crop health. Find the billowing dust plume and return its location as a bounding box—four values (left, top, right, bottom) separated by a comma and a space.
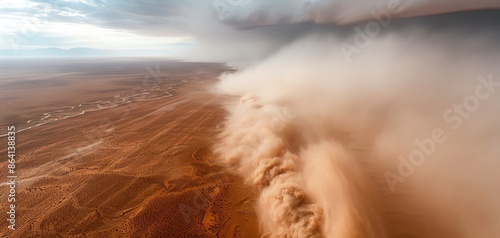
214, 33, 500, 238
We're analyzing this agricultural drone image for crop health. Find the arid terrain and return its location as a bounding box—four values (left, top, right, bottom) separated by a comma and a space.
0, 59, 259, 237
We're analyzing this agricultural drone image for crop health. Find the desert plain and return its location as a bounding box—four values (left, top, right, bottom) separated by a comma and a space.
0, 58, 260, 237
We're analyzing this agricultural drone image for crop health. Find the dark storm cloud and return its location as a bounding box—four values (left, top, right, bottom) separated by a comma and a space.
217, 0, 500, 26
12, 0, 499, 61
4, 0, 490, 35
22, 0, 500, 39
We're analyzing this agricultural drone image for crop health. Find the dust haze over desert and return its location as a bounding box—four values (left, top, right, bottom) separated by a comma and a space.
1, 0, 500, 237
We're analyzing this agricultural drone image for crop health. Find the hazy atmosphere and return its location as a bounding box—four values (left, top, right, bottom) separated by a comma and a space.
1, 0, 499, 237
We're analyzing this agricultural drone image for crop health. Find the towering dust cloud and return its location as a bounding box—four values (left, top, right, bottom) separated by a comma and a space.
213, 31, 500, 237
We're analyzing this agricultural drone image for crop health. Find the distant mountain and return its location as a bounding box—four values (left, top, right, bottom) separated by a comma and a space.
0, 48, 171, 58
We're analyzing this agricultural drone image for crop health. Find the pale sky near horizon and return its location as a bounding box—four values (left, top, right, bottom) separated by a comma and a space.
0, 0, 195, 55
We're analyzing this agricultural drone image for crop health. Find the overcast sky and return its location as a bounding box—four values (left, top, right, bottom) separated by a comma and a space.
0, 0, 499, 58
0, 0, 197, 54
